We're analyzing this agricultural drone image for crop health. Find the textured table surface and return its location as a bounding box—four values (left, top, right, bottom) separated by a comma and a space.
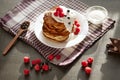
0, 0, 120, 80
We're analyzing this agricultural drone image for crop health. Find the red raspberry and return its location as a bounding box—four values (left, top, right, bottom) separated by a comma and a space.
34, 64, 40, 71
56, 7, 63, 12
54, 11, 59, 16
75, 27, 80, 32
74, 20, 78, 25
81, 60, 88, 67
23, 69, 30, 76
35, 58, 42, 64
24, 56, 30, 64
31, 60, 37, 65
74, 31, 79, 35
76, 23, 80, 27
87, 57, 94, 64
74, 27, 80, 35
85, 67, 92, 74
31, 58, 42, 65
48, 54, 54, 61
56, 54, 61, 60
59, 12, 64, 17
42, 64, 49, 71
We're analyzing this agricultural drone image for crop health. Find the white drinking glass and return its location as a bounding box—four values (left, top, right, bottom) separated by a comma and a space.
86, 6, 108, 25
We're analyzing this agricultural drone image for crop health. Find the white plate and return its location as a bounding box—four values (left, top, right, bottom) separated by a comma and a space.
34, 9, 89, 48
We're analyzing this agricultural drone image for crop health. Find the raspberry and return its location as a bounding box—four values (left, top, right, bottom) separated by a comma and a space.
85, 67, 92, 74
48, 54, 54, 61
74, 27, 80, 35
31, 58, 42, 66
74, 20, 80, 27
76, 27, 80, 32
31, 60, 37, 65
54, 11, 59, 16
74, 31, 79, 35
56, 54, 61, 60
87, 57, 94, 64
24, 56, 30, 64
23, 69, 30, 76
34, 64, 40, 71
35, 58, 42, 64
81, 60, 88, 67
76, 23, 80, 27
42, 64, 49, 71
59, 12, 64, 17
74, 20, 78, 25
56, 7, 63, 12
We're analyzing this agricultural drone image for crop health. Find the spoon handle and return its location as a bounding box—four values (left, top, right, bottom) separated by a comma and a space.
3, 29, 24, 56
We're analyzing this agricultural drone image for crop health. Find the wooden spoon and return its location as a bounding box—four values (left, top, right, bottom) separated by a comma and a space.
3, 21, 30, 56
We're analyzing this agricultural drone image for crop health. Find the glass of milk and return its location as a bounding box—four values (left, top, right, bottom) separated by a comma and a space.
86, 6, 108, 25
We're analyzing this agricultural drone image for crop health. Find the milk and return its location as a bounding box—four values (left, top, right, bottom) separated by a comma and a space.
86, 6, 108, 24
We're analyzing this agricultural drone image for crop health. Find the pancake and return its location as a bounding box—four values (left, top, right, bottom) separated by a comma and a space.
42, 12, 70, 42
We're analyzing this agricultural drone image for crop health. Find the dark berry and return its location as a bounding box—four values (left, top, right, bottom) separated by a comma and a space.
67, 10, 70, 13
68, 22, 71, 25
64, 15, 67, 17
67, 17, 70, 19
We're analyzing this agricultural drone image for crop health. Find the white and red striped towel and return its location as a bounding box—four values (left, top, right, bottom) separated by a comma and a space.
0, 0, 115, 66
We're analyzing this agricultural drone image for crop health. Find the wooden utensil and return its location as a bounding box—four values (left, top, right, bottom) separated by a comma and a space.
3, 21, 30, 56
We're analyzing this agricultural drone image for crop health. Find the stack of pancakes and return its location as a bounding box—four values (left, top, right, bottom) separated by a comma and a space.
42, 12, 70, 42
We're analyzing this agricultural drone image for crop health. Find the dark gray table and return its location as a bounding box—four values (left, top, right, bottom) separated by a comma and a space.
0, 0, 120, 80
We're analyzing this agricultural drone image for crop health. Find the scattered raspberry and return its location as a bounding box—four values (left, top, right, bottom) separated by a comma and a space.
31, 60, 37, 66
56, 7, 63, 12
59, 12, 64, 17
81, 60, 88, 67
23, 57, 52, 75
87, 57, 94, 64
23, 69, 30, 76
34, 64, 40, 71
56, 54, 61, 60
31, 58, 42, 66
48, 54, 54, 61
35, 58, 42, 64
42, 64, 49, 71
85, 67, 92, 74
24, 56, 30, 64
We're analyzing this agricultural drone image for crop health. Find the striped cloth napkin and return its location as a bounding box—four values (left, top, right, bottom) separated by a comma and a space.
0, 0, 115, 66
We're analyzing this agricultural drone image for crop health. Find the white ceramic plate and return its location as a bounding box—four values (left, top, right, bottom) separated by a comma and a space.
34, 9, 89, 48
